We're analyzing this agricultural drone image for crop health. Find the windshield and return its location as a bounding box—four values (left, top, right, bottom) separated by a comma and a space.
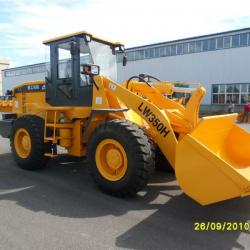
79, 38, 117, 81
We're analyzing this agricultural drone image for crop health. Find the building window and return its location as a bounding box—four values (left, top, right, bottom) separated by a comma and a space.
145, 49, 151, 59
202, 40, 209, 51
241, 83, 248, 93
127, 51, 135, 61
143, 48, 154, 59
223, 36, 231, 48
212, 84, 219, 93
134, 51, 140, 60
145, 48, 154, 58
212, 94, 218, 104
189, 42, 195, 53
232, 34, 240, 47
165, 46, 171, 56
240, 84, 249, 104
4, 65, 46, 77
209, 38, 216, 50
114, 31, 250, 63
226, 93, 239, 104
155, 47, 159, 57
159, 47, 166, 57
241, 94, 250, 104
226, 84, 239, 93
170, 45, 176, 56
33, 65, 45, 74
8, 71, 15, 77
212, 83, 249, 105
195, 41, 202, 52
212, 93, 225, 104
176, 44, 183, 54
183, 43, 189, 53
240, 33, 248, 46
149, 48, 154, 58
219, 84, 226, 93
217, 37, 223, 49
139, 50, 145, 60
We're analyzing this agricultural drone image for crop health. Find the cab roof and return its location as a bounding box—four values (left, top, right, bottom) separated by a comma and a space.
43, 31, 123, 46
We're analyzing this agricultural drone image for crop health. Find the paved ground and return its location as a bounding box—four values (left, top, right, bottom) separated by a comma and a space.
0, 125, 249, 250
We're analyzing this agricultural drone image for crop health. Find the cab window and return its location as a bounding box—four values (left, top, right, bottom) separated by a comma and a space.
57, 42, 72, 79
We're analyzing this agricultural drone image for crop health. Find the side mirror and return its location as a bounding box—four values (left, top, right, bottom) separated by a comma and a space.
81, 64, 100, 76
123, 55, 127, 66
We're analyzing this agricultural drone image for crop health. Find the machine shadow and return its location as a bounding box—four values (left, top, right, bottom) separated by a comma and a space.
0, 153, 249, 250
116, 192, 250, 250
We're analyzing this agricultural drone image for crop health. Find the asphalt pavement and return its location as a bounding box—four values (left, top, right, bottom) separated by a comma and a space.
0, 125, 249, 250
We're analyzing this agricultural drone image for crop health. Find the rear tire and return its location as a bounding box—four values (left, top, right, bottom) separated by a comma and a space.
10, 115, 51, 170
87, 119, 155, 197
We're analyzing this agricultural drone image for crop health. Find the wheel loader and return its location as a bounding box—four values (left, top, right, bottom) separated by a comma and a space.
0, 31, 250, 205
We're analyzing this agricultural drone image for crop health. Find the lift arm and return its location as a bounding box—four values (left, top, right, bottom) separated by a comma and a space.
92, 76, 205, 165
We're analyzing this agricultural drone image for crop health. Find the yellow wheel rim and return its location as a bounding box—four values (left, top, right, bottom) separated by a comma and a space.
95, 139, 128, 181
14, 128, 31, 158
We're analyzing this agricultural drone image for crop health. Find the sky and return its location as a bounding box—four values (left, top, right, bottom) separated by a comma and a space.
0, 0, 250, 67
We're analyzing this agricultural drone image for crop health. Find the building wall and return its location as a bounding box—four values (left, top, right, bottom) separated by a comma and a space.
0, 59, 10, 95
117, 46, 250, 104
2, 63, 46, 94
2, 29, 250, 109
3, 72, 45, 94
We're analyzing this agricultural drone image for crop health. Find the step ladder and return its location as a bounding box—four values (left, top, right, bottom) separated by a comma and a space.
44, 110, 59, 157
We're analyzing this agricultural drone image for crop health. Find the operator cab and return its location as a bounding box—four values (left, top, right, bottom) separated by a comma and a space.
43, 31, 126, 106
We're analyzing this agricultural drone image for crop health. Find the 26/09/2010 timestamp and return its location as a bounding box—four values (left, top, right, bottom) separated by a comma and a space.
194, 222, 250, 231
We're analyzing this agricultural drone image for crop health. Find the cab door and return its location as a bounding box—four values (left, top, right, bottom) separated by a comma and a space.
45, 37, 93, 107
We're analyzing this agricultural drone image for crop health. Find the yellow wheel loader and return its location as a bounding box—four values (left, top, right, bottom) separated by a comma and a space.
0, 31, 250, 205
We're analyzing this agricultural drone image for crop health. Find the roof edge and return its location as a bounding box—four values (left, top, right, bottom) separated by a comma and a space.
43, 30, 123, 46
126, 27, 250, 51
2, 62, 46, 71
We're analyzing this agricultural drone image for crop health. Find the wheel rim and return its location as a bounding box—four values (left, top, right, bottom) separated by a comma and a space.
95, 139, 128, 181
14, 128, 31, 158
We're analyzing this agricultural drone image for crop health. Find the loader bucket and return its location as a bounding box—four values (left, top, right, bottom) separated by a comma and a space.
175, 114, 250, 205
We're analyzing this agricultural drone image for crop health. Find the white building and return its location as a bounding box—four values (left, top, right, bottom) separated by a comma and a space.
0, 59, 10, 95
2, 62, 45, 95
2, 28, 250, 112
117, 28, 250, 112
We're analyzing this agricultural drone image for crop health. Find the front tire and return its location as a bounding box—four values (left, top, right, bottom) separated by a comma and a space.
10, 115, 51, 170
87, 119, 155, 197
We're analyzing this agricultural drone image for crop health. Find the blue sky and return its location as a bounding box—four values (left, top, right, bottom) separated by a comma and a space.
1, 0, 250, 67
